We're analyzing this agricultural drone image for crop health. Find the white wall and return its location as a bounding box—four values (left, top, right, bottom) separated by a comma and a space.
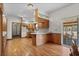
6, 17, 20, 39
6, 16, 29, 39
49, 4, 79, 44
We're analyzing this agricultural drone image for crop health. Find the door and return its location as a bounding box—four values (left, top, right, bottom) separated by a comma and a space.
0, 7, 3, 55
63, 23, 77, 46
77, 18, 79, 46
12, 22, 21, 38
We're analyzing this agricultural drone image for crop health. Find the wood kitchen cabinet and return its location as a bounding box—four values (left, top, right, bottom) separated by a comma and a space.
52, 33, 61, 45
0, 3, 3, 55
47, 33, 61, 45
31, 33, 61, 46
3, 16, 7, 31
31, 33, 49, 46
38, 17, 49, 29
31, 34, 36, 45
35, 8, 49, 29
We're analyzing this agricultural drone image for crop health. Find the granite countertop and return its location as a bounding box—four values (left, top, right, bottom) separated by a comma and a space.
31, 29, 51, 34
31, 31, 51, 34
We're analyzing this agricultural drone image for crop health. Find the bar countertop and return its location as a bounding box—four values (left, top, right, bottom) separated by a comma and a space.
31, 31, 51, 34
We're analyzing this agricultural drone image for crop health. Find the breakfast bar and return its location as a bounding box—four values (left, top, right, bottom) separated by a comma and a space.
31, 32, 51, 46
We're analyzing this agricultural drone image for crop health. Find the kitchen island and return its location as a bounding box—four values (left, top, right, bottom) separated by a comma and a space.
31, 32, 52, 46
31, 31, 61, 46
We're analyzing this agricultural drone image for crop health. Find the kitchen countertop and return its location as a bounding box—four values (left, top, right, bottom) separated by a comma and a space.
31, 32, 51, 34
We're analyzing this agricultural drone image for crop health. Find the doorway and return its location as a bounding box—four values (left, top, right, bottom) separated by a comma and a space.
63, 23, 77, 46
12, 22, 21, 38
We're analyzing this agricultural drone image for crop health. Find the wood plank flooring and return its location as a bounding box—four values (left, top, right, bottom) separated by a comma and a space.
5, 37, 70, 56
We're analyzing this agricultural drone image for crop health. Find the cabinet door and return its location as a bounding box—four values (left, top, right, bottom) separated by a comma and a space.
52, 33, 61, 45
0, 8, 3, 55
38, 20, 49, 29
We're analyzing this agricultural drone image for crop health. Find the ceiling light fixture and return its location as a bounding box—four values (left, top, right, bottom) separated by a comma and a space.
27, 3, 34, 9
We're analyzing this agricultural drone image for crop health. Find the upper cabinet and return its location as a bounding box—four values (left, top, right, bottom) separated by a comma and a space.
0, 3, 3, 12
35, 8, 48, 21
37, 18, 49, 29
21, 8, 49, 33
35, 8, 49, 29
3, 15, 7, 32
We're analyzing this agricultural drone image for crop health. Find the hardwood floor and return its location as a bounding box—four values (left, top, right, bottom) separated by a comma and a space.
5, 37, 70, 56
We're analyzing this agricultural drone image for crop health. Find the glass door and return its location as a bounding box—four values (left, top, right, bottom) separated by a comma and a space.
63, 23, 77, 46
77, 18, 79, 46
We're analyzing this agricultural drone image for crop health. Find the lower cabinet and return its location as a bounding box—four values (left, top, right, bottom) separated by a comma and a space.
31, 34, 48, 46
52, 33, 61, 45
47, 33, 61, 45
31, 33, 61, 46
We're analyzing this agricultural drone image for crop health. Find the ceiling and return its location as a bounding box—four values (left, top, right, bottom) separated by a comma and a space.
3, 3, 72, 18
